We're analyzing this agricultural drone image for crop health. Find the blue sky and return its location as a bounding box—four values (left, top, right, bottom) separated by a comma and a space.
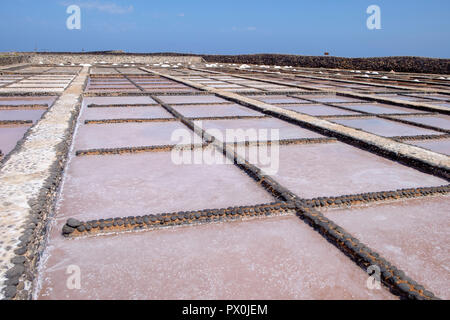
1, 0, 449, 57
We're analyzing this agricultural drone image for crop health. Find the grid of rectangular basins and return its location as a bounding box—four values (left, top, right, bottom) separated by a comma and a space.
222, 64, 450, 92
86, 75, 140, 92
0, 65, 81, 160
86, 75, 197, 93
0, 75, 24, 88
219, 69, 450, 154
234, 93, 449, 140
34, 63, 450, 301
0, 75, 75, 93
0, 96, 56, 160
182, 74, 307, 93
6, 65, 81, 74
86, 67, 198, 93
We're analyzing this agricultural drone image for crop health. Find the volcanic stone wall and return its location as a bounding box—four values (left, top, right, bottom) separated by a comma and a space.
2, 52, 449, 74
27, 53, 203, 65
0, 55, 30, 66
201, 54, 450, 74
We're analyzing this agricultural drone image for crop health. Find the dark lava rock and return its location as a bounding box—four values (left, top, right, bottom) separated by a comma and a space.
5, 277, 20, 286
6, 265, 25, 278
411, 283, 425, 291
394, 270, 406, 278
3, 286, 17, 299
62, 225, 75, 235
14, 247, 27, 255
66, 218, 81, 228
423, 290, 435, 298
408, 292, 422, 300
398, 282, 411, 293
11, 256, 26, 265
18, 234, 31, 244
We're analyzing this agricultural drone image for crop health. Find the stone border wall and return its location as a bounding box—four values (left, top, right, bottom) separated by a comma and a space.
0, 55, 30, 66
27, 54, 203, 65
201, 54, 450, 74
2, 52, 449, 74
